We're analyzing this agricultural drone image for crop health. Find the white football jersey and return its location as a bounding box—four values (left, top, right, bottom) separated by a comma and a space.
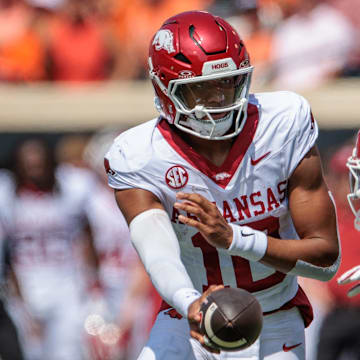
0, 165, 94, 306
105, 91, 318, 316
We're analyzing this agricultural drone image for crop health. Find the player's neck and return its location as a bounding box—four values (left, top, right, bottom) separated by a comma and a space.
180, 131, 234, 167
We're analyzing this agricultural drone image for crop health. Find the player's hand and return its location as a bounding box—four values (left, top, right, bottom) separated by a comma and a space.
188, 285, 223, 353
175, 192, 233, 249
337, 265, 360, 297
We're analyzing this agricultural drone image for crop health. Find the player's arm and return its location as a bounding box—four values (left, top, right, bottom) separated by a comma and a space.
261, 145, 340, 278
115, 188, 202, 316
115, 188, 221, 352
175, 146, 340, 281
114, 188, 163, 224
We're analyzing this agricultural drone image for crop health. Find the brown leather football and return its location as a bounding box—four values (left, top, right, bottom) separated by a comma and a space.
199, 287, 263, 352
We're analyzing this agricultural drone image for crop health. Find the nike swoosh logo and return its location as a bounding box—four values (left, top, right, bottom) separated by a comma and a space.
251, 151, 271, 166
283, 343, 302, 352
241, 232, 253, 237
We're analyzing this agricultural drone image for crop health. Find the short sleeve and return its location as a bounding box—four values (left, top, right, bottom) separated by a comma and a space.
285, 95, 319, 177
104, 138, 164, 202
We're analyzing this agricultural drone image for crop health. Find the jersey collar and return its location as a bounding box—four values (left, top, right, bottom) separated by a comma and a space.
157, 103, 259, 189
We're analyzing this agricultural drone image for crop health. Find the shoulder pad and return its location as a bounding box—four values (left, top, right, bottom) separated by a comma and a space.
105, 119, 158, 173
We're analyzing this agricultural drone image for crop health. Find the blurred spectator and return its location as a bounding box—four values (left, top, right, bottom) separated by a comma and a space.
0, 0, 356, 83
55, 133, 90, 168
1, 138, 97, 360
217, 0, 274, 84
0, 0, 47, 82
269, 0, 356, 90
109, 0, 213, 80
25, 0, 64, 12
329, 0, 360, 76
315, 140, 360, 359
46, 0, 115, 82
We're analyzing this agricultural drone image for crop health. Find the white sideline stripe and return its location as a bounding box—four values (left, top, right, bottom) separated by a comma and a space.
204, 303, 247, 349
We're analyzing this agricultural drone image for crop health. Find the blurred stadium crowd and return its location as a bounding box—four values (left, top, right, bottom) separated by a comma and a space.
0, 0, 359, 87
0, 0, 359, 360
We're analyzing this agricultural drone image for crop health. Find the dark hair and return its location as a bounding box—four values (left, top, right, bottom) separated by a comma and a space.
10, 138, 57, 193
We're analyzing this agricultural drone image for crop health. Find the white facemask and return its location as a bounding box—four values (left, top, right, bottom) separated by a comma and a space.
180, 111, 234, 138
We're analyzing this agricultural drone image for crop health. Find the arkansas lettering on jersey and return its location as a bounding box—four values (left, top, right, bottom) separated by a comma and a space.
105, 91, 318, 314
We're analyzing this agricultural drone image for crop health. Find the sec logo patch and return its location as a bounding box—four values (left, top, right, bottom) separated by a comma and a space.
165, 165, 189, 189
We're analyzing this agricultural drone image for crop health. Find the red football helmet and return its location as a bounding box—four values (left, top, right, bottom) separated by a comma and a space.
148, 11, 253, 140
347, 130, 360, 230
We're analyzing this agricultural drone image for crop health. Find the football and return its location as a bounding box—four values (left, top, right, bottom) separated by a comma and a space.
199, 287, 263, 352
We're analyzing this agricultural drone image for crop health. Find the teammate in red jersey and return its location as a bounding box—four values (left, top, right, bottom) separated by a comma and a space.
105, 11, 339, 360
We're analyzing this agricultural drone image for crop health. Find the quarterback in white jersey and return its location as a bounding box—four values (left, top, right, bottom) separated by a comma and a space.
105, 11, 339, 360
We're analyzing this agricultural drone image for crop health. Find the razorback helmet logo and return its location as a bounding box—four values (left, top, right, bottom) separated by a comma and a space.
152, 29, 175, 54
165, 165, 189, 189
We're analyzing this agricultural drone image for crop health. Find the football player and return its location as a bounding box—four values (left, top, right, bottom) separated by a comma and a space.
105, 11, 340, 360
1, 138, 97, 360
337, 130, 360, 296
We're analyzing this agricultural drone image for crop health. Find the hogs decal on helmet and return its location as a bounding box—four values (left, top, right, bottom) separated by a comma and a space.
148, 11, 253, 140
347, 130, 360, 230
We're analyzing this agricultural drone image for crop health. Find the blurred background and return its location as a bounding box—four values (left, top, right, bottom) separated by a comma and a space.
0, 0, 358, 359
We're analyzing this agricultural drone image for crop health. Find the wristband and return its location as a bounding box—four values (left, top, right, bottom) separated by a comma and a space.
172, 288, 201, 318
227, 224, 268, 261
